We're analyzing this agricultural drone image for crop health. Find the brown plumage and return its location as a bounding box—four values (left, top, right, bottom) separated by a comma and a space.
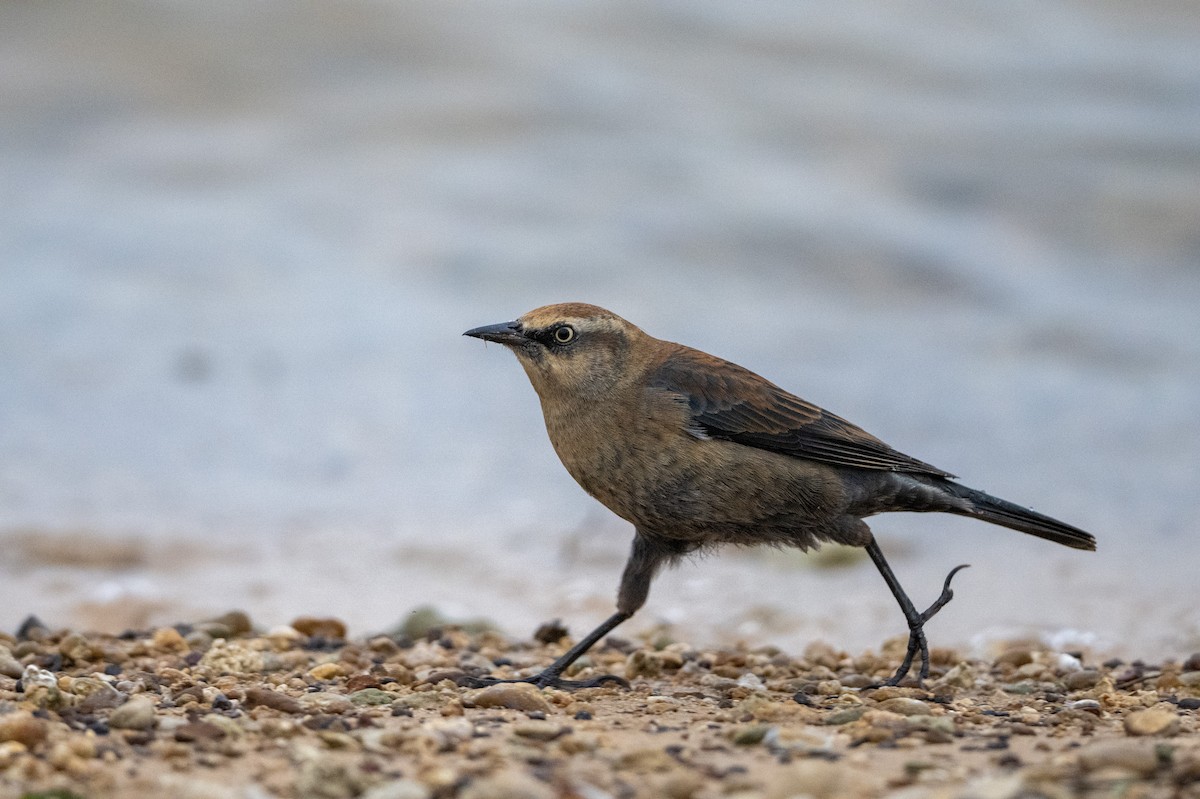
464, 303, 1095, 688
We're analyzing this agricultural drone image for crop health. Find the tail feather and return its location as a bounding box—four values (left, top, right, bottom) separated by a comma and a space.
940, 481, 1096, 551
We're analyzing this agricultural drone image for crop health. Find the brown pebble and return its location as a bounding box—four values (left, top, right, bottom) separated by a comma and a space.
876, 697, 932, 716
244, 686, 305, 714
1183, 652, 1200, 672
152, 626, 188, 652
0, 712, 49, 748
207, 610, 254, 637
470, 683, 553, 714
1124, 706, 1180, 737
1064, 669, 1101, 691
994, 648, 1035, 668
174, 721, 227, 743
291, 616, 348, 640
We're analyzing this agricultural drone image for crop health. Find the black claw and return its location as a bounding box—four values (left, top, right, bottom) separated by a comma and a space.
920, 563, 970, 623
882, 564, 971, 686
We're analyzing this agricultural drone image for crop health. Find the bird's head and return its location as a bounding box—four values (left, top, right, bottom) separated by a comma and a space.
464, 303, 647, 401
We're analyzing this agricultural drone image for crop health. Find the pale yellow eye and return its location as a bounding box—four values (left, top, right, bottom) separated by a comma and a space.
554, 325, 576, 344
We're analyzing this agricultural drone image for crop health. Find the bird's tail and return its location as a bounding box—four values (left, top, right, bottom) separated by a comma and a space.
939, 481, 1096, 551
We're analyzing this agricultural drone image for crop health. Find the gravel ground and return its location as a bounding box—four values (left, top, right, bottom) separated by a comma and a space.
1, 613, 1198, 799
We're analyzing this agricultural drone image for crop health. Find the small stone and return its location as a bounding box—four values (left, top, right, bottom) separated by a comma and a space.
470, 683, 553, 714
1066, 699, 1103, 715
0, 711, 49, 748
1064, 670, 1101, 691
732, 724, 772, 745
459, 769, 554, 799
1183, 652, 1200, 672
512, 720, 568, 741
361, 780, 433, 799
309, 662, 344, 681
205, 610, 254, 638
109, 696, 158, 730
152, 626, 188, 652
1124, 706, 1180, 737
291, 616, 347, 640
737, 672, 766, 691
960, 773, 1026, 799
198, 639, 265, 674
994, 648, 1035, 668
1176, 670, 1200, 687
1078, 740, 1162, 776
74, 678, 125, 711
0, 648, 21, 678
825, 707, 866, 725
877, 697, 932, 716
174, 721, 226, 742
350, 688, 395, 706
244, 686, 305, 714
301, 692, 354, 714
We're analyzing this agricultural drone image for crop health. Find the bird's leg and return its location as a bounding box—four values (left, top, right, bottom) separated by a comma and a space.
459, 533, 676, 690
865, 538, 969, 686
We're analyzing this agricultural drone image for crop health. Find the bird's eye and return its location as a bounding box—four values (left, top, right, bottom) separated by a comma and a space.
553, 325, 576, 344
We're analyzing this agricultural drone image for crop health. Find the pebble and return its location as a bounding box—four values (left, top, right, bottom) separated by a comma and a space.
877, 697, 933, 716
300, 692, 354, 714
244, 686, 305, 714
291, 616, 348, 640
309, 662, 345, 681
350, 688, 395, 706
512, 720, 568, 741
174, 721, 226, 743
0, 648, 23, 678
458, 769, 555, 799
1064, 669, 1101, 690
736, 672, 766, 691
198, 640, 266, 673
360, 780, 433, 799
994, 648, 1034, 668
1176, 670, 1200, 687
470, 683, 553, 714
1078, 740, 1162, 776
732, 724, 772, 745
825, 707, 866, 725
0, 711, 49, 748
1066, 699, 1102, 715
1124, 706, 1180, 737
200, 610, 254, 639
109, 696, 158, 730
152, 626, 188, 652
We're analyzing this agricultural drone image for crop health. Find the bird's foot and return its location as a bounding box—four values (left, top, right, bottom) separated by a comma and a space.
455, 671, 629, 691
882, 563, 970, 687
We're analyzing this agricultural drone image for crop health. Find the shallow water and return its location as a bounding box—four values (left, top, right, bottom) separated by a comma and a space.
2, 2, 1198, 660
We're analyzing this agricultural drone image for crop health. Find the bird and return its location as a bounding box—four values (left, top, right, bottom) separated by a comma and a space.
463, 302, 1095, 688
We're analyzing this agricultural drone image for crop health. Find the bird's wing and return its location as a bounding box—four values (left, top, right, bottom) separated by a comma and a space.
649, 347, 955, 478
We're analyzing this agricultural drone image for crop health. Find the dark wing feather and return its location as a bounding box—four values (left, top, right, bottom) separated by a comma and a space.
650, 347, 954, 478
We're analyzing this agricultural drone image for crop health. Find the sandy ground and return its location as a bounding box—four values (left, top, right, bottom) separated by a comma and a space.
2, 612, 1198, 799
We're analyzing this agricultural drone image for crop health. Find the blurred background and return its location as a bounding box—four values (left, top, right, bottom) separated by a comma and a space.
2, 2, 1198, 660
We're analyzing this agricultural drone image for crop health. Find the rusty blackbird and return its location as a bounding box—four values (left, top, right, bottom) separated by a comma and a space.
464, 303, 1095, 688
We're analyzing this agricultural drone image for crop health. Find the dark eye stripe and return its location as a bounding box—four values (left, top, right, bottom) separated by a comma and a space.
533, 324, 577, 347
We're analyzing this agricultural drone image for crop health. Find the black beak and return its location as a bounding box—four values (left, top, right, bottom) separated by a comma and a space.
463, 320, 526, 346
